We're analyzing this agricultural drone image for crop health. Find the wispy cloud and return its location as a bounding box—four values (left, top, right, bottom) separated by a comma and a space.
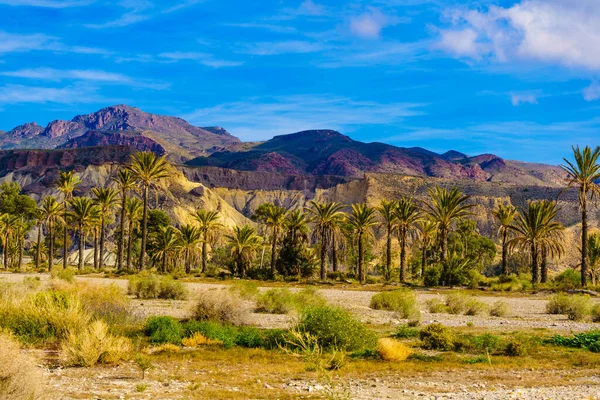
158, 52, 243, 68
239, 40, 325, 56
349, 8, 405, 39
183, 94, 426, 141
0, 67, 168, 89
583, 82, 600, 101
511, 93, 538, 106
0, 31, 109, 56
0, 0, 93, 7
0, 84, 109, 105
222, 22, 297, 34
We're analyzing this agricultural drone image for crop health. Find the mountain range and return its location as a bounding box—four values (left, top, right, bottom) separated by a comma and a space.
0, 104, 565, 186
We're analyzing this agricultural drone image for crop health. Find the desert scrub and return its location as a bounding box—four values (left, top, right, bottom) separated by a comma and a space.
229, 280, 259, 300
182, 332, 223, 347
546, 293, 572, 314
182, 320, 288, 349
444, 293, 467, 314
549, 330, 600, 352
61, 320, 132, 367
194, 289, 250, 325
369, 289, 420, 320
394, 324, 420, 339
377, 338, 413, 361
546, 294, 592, 321
255, 287, 325, 314
426, 298, 447, 313
144, 316, 183, 345
298, 306, 377, 352
128, 275, 187, 300
592, 304, 600, 323
419, 323, 454, 351
464, 298, 487, 316
0, 332, 45, 400
489, 301, 510, 317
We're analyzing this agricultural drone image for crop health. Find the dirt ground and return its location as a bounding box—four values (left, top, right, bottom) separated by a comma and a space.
3, 272, 600, 399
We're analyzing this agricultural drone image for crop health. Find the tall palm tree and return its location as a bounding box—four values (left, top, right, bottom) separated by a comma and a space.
425, 187, 474, 262
68, 197, 98, 271
226, 225, 262, 277
34, 208, 44, 270
285, 210, 310, 246
417, 218, 436, 278
92, 187, 119, 270
560, 145, 600, 287
193, 209, 222, 273
377, 199, 398, 281
113, 168, 137, 271
347, 203, 378, 284
309, 201, 345, 280
124, 197, 143, 270
254, 203, 287, 278
394, 196, 421, 282
40, 196, 63, 271
152, 225, 181, 273
586, 232, 600, 286
14, 218, 30, 271
508, 200, 565, 284
492, 203, 518, 276
0, 213, 18, 269
56, 170, 81, 269
128, 151, 170, 270
178, 224, 202, 274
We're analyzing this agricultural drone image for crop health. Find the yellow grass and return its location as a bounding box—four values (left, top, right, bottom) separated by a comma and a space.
377, 338, 413, 361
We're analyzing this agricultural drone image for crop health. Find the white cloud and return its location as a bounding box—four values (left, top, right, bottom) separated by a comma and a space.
240, 41, 324, 55
436, 0, 600, 71
183, 94, 426, 141
298, 0, 324, 16
583, 82, 600, 101
0, 0, 92, 6
510, 93, 538, 106
0, 84, 106, 105
0, 31, 52, 53
157, 52, 242, 67
349, 8, 396, 39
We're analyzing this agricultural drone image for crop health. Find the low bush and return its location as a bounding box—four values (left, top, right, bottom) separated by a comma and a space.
445, 293, 467, 314
592, 304, 600, 323
76, 283, 135, 327
464, 298, 487, 316
0, 332, 45, 400
51, 268, 76, 283
256, 287, 326, 314
419, 323, 454, 351
194, 289, 249, 325
423, 264, 442, 287
549, 330, 600, 352
377, 338, 412, 361
552, 269, 581, 291
229, 280, 259, 300
505, 338, 529, 356
394, 324, 420, 339
489, 301, 510, 317
370, 289, 420, 320
182, 320, 288, 349
61, 320, 132, 367
182, 332, 223, 347
298, 306, 377, 351
144, 316, 183, 345
128, 275, 187, 300
22, 276, 41, 290
152, 343, 180, 354
546, 294, 592, 321
426, 298, 447, 313
546, 293, 572, 314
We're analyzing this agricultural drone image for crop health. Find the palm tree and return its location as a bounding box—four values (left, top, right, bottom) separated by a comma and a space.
34, 208, 44, 270
586, 232, 600, 286
395, 197, 421, 282
226, 225, 262, 277
193, 209, 222, 273
92, 187, 119, 270
14, 218, 30, 270
492, 203, 518, 276
113, 168, 137, 271
285, 210, 310, 245
128, 151, 170, 270
56, 170, 81, 269
0, 213, 18, 269
417, 219, 436, 278
560, 145, 600, 287
377, 199, 398, 281
68, 197, 98, 271
308, 201, 345, 280
425, 187, 474, 262
152, 226, 181, 273
179, 224, 202, 274
254, 203, 287, 278
508, 200, 565, 284
347, 203, 378, 283
40, 196, 63, 271
124, 197, 143, 270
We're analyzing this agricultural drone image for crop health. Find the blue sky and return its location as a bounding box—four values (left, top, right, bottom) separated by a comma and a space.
0, 0, 599, 164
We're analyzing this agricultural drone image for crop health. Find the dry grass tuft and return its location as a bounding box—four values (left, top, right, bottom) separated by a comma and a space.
377, 338, 413, 361
0, 332, 45, 400
60, 320, 132, 367
194, 289, 250, 326
152, 343, 181, 354
182, 332, 223, 347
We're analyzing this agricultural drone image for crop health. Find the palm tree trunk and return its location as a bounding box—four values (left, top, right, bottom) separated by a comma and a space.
3, 235, 8, 270
421, 239, 427, 278
581, 199, 588, 287
48, 220, 54, 271
117, 190, 126, 271
319, 229, 327, 280
162, 253, 166, 274
139, 185, 149, 270
93, 228, 98, 269
270, 226, 277, 278
358, 232, 365, 284
201, 235, 207, 273
541, 247, 548, 283
440, 227, 448, 261
18, 235, 23, 271
63, 202, 68, 269
36, 224, 42, 270
127, 219, 133, 270
531, 243, 539, 284
185, 248, 190, 274
399, 227, 407, 282
501, 229, 508, 275
99, 216, 105, 270
385, 225, 392, 280
78, 224, 84, 270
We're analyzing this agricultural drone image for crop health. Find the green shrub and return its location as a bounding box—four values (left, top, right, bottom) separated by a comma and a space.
128, 275, 187, 300
394, 324, 420, 339
52, 268, 76, 283
76, 283, 135, 327
469, 333, 501, 353
505, 338, 529, 356
256, 287, 326, 314
426, 298, 447, 313
552, 269, 580, 291
297, 306, 377, 351
423, 264, 442, 287
194, 289, 250, 325
182, 320, 237, 348
489, 301, 510, 317
464, 298, 487, 316
546, 293, 571, 314
547, 294, 592, 321
419, 323, 454, 351
592, 304, 600, 323
369, 289, 420, 320
144, 316, 183, 345
229, 280, 259, 300
445, 293, 467, 314
549, 331, 600, 352
182, 320, 288, 349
